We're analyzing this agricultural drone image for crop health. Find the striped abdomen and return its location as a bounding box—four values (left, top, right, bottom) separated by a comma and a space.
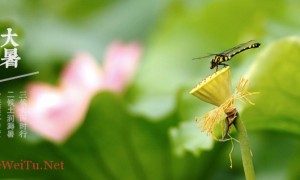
228, 43, 260, 59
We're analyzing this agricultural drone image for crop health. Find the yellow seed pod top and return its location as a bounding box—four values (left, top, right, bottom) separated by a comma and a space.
190, 67, 232, 106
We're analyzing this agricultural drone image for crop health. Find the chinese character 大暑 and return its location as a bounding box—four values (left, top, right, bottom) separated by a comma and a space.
0, 48, 21, 68
1, 28, 19, 47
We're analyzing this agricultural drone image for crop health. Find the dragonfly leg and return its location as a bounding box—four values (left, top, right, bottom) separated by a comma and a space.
220, 63, 228, 67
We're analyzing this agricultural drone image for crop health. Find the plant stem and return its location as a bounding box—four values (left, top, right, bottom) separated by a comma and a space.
234, 114, 255, 180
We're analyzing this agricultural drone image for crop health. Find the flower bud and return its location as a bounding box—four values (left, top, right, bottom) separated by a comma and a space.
190, 67, 232, 106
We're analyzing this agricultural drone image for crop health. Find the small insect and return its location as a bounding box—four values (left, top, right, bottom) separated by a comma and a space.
193, 40, 261, 71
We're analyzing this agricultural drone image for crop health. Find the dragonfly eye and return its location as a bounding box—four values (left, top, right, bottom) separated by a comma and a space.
210, 62, 215, 69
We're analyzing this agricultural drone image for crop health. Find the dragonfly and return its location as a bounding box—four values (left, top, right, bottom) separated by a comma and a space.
193, 40, 261, 71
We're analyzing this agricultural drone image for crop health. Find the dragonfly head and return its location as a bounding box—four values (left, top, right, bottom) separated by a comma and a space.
210, 61, 217, 69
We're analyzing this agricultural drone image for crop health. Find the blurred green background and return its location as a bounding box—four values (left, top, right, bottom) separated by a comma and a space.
0, 0, 300, 179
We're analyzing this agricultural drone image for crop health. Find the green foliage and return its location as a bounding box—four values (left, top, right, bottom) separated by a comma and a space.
243, 37, 300, 135
0, 93, 225, 179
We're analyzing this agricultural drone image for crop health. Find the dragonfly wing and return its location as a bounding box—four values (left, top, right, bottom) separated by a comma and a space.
192, 54, 215, 60
193, 40, 257, 60
220, 40, 255, 55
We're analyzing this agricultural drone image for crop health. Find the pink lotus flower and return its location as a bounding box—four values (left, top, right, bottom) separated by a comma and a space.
15, 42, 142, 143
102, 42, 141, 93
